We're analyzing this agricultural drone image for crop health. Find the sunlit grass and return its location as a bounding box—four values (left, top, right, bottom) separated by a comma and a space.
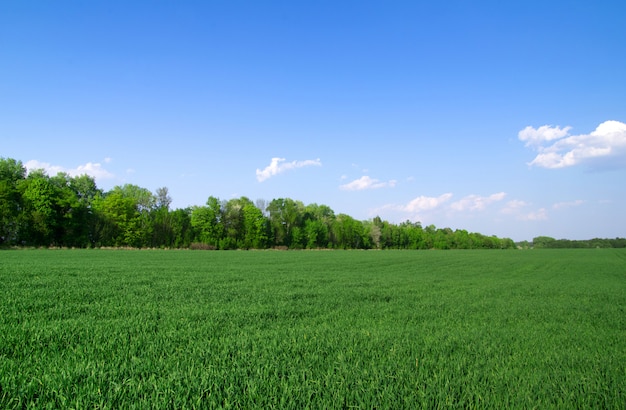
1, 249, 625, 408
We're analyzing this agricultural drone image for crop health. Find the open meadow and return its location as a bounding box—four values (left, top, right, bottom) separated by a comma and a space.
1, 249, 625, 408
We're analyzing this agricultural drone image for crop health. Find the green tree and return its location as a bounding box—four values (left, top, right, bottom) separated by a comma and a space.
92, 185, 154, 247
151, 187, 174, 248
0, 158, 26, 245
190, 196, 223, 248
533, 236, 556, 248
19, 170, 59, 246
242, 201, 268, 249
267, 198, 304, 247
332, 214, 366, 249
48, 172, 97, 247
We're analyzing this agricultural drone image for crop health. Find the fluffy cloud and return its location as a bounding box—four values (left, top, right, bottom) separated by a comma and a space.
450, 192, 506, 211
519, 120, 626, 169
402, 193, 453, 213
256, 157, 322, 182
339, 176, 397, 191
25, 160, 114, 180
518, 125, 571, 147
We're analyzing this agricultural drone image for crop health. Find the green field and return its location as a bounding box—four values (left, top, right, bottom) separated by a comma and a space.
1, 249, 625, 408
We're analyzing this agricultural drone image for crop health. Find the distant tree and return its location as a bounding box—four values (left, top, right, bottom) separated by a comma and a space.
242, 201, 268, 249
19, 169, 59, 246
190, 196, 224, 248
533, 236, 556, 248
0, 158, 26, 245
49, 172, 99, 247
170, 208, 194, 248
267, 198, 304, 247
151, 187, 174, 248
155, 187, 172, 210
92, 185, 155, 247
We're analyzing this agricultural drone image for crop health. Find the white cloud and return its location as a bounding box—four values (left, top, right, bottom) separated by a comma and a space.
552, 200, 584, 209
256, 157, 322, 182
25, 160, 114, 180
339, 176, 397, 191
501, 199, 529, 215
518, 125, 571, 147
371, 193, 453, 222
521, 208, 548, 221
403, 193, 453, 213
450, 192, 506, 212
500, 200, 548, 221
519, 120, 626, 169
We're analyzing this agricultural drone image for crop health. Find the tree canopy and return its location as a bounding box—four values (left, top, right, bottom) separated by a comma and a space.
2, 157, 620, 250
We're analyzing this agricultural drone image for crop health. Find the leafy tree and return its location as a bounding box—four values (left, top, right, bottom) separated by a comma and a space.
19, 170, 59, 246
533, 236, 556, 248
242, 201, 268, 249
48, 172, 96, 247
332, 214, 367, 249
169, 208, 194, 248
0, 158, 26, 245
267, 198, 304, 247
190, 196, 224, 248
92, 185, 155, 247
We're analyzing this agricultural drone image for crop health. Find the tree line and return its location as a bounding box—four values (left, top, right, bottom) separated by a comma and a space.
522, 236, 626, 249
1, 157, 518, 250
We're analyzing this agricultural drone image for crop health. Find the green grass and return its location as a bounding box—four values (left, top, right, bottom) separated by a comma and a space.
1, 249, 625, 408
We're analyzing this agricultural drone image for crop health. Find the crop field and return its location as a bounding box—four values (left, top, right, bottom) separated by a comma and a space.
1, 249, 625, 408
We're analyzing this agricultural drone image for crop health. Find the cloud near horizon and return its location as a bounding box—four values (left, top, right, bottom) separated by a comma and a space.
450, 192, 506, 211
518, 120, 626, 169
256, 157, 322, 182
501, 200, 548, 221
25, 159, 115, 180
339, 176, 397, 191
402, 193, 454, 213
381, 192, 507, 217
552, 199, 585, 210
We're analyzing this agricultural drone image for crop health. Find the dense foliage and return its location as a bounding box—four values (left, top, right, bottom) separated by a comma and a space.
527, 236, 626, 249
0, 157, 518, 249
1, 249, 625, 408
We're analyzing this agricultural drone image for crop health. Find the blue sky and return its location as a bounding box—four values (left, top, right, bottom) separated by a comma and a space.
1, 0, 625, 241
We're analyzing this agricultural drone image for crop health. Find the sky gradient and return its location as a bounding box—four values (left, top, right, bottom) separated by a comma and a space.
2, 1, 625, 241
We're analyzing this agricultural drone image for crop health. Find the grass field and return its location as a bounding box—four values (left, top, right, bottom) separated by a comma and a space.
1, 249, 625, 408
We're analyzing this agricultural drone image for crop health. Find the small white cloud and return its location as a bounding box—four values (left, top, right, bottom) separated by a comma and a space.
25, 160, 114, 180
256, 157, 322, 182
522, 208, 548, 221
518, 125, 571, 147
450, 192, 506, 212
403, 193, 453, 213
500, 200, 548, 221
552, 199, 585, 209
372, 193, 453, 221
339, 175, 397, 191
519, 120, 626, 169
501, 199, 529, 215
104, 157, 113, 164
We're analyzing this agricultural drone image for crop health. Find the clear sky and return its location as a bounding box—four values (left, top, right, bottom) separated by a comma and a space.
1, 1, 625, 241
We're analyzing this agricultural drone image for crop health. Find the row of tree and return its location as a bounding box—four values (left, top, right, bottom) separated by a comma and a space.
523, 236, 626, 249
0, 157, 519, 250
